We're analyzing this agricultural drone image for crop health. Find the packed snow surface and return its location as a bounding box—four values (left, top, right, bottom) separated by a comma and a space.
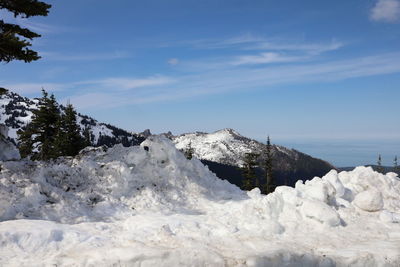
0, 136, 399, 266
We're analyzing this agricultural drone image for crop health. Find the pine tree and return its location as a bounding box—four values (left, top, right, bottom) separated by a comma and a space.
241, 152, 259, 191
55, 104, 85, 157
83, 126, 93, 147
394, 156, 398, 174
185, 141, 194, 160
377, 154, 384, 174
263, 135, 275, 194
17, 122, 34, 158
17, 89, 60, 160
0, 0, 51, 63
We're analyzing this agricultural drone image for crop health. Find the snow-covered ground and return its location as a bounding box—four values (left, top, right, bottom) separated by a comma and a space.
0, 124, 20, 161
0, 136, 399, 266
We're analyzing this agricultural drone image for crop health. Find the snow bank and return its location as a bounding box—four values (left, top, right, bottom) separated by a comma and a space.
0, 124, 20, 161
0, 136, 399, 266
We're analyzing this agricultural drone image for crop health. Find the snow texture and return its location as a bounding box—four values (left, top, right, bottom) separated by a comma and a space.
0, 136, 399, 266
173, 128, 271, 166
0, 124, 20, 161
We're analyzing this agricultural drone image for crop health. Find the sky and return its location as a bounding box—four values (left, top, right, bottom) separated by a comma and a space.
1, 0, 400, 166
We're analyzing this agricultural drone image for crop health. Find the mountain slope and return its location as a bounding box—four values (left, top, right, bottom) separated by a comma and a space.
173, 129, 336, 185
1, 90, 334, 185
0, 90, 145, 147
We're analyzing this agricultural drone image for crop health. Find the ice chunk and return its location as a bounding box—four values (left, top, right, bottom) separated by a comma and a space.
300, 199, 341, 226
353, 190, 383, 212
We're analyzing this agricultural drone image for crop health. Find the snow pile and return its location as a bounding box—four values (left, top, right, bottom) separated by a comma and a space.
0, 124, 20, 161
0, 136, 399, 266
0, 136, 240, 223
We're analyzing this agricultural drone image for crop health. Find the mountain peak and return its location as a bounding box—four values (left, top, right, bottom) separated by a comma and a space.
214, 128, 242, 137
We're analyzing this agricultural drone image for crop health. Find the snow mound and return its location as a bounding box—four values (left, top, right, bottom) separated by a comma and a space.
0, 124, 20, 161
0, 136, 241, 223
0, 136, 399, 266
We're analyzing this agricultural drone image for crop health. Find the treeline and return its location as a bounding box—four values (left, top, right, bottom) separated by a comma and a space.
240, 136, 274, 194
17, 90, 90, 160
376, 154, 399, 174
184, 136, 276, 194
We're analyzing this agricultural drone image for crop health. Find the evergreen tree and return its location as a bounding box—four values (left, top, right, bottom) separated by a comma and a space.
377, 154, 384, 173
241, 152, 259, 191
16, 122, 34, 158
17, 89, 60, 160
263, 136, 275, 194
83, 125, 93, 147
185, 141, 194, 160
55, 104, 85, 157
394, 156, 398, 174
0, 0, 51, 63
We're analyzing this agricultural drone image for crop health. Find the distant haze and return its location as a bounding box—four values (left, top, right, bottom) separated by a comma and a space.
277, 139, 400, 167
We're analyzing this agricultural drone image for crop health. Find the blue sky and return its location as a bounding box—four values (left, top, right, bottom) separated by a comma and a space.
1, 0, 400, 166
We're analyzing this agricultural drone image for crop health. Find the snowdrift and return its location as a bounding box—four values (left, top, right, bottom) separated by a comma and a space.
0, 136, 399, 266
0, 124, 20, 161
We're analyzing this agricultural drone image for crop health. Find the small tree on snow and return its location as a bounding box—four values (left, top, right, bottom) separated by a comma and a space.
263, 135, 275, 194
241, 152, 259, 191
185, 141, 194, 160
377, 154, 384, 173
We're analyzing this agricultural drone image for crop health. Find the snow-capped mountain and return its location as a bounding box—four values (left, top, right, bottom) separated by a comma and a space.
0, 90, 145, 147
1, 89, 334, 185
173, 128, 335, 171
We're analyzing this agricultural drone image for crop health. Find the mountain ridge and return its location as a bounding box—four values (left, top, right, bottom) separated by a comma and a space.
0, 90, 145, 147
1, 89, 335, 186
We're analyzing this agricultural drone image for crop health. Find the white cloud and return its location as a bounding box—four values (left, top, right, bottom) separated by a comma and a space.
64, 52, 400, 109
1, 83, 66, 95
168, 58, 179, 65
371, 0, 400, 22
247, 40, 344, 55
40, 51, 130, 61
231, 52, 305, 66
0, 10, 69, 34
61, 93, 128, 109
76, 76, 175, 90
186, 34, 344, 55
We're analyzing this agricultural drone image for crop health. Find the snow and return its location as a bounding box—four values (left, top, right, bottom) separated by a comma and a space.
0, 91, 133, 145
173, 129, 262, 166
0, 125, 20, 161
0, 136, 399, 266
353, 190, 384, 212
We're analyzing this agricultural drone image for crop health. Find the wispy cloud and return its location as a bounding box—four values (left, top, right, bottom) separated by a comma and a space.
64, 52, 400, 110
76, 76, 175, 90
0, 10, 71, 34
17, 20, 62, 34
186, 34, 344, 55
168, 58, 179, 65
40, 51, 130, 61
371, 0, 400, 22
231, 52, 305, 66
173, 35, 344, 69
245, 40, 344, 55
1, 82, 66, 95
